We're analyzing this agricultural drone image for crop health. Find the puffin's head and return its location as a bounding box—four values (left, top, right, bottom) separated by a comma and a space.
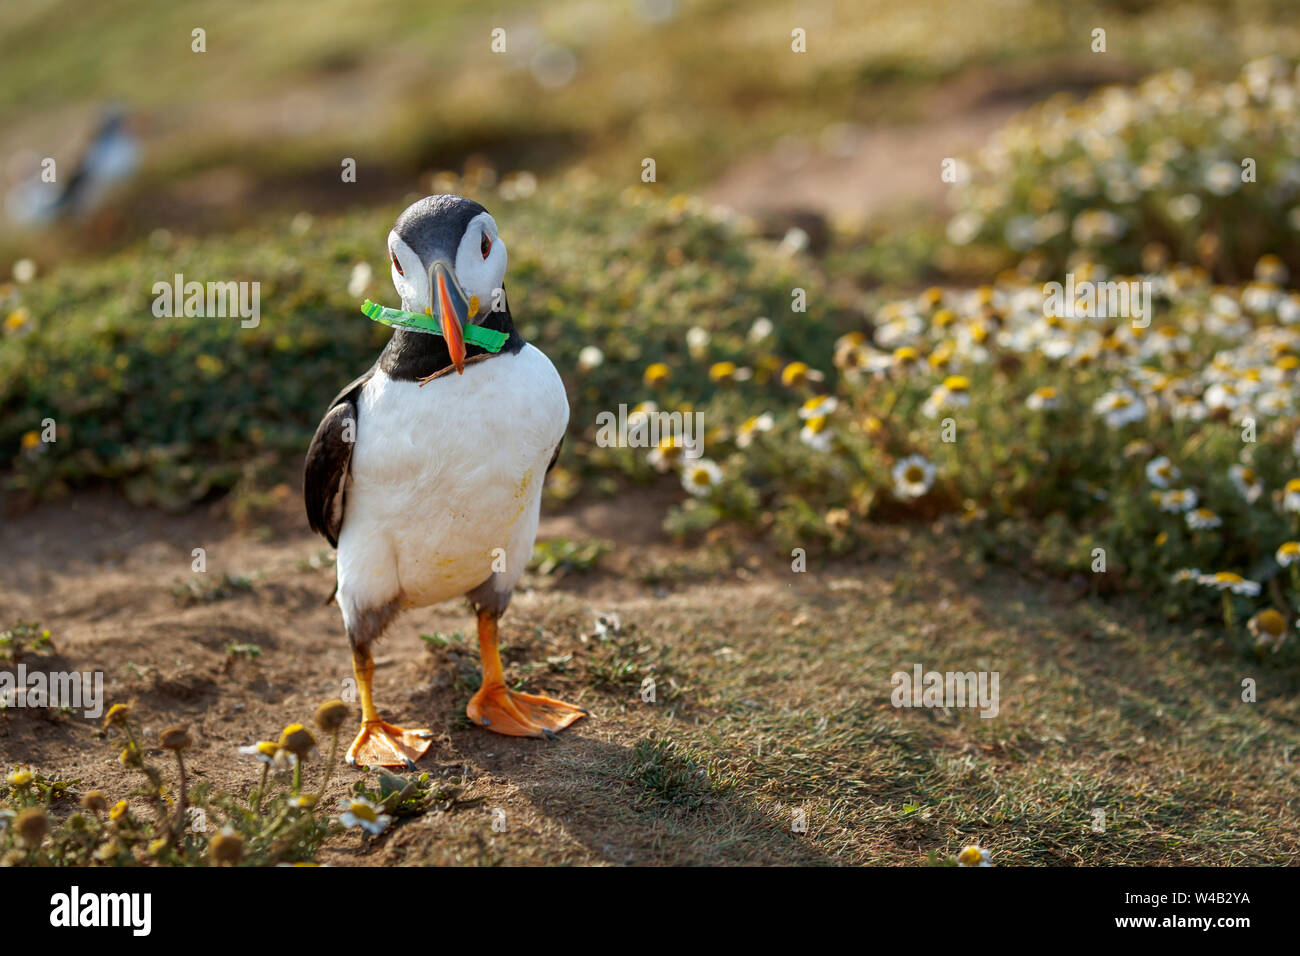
387, 194, 507, 374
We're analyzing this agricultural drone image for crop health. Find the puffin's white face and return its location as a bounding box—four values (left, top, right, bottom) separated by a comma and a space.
387, 211, 507, 319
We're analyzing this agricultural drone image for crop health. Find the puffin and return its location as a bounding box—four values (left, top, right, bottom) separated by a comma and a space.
304, 194, 585, 768
6, 105, 140, 225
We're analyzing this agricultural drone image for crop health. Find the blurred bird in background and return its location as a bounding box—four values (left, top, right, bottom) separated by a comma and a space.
6, 104, 141, 226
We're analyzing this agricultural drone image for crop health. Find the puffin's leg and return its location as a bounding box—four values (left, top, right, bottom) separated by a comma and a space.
344, 606, 434, 769
467, 606, 588, 738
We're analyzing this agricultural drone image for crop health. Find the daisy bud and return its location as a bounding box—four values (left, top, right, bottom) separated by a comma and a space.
314, 699, 350, 733
159, 726, 192, 752
279, 723, 317, 760
80, 790, 109, 812
209, 826, 244, 865
15, 807, 48, 848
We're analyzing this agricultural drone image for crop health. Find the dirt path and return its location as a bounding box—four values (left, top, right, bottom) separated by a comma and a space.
3, 489, 1299, 865
704, 63, 1136, 227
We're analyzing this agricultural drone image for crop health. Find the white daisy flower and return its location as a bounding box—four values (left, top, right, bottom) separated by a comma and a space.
922, 375, 972, 418
647, 437, 684, 472
956, 845, 992, 867
735, 412, 774, 448
1145, 456, 1180, 488
1158, 488, 1198, 513
1170, 395, 1208, 421
1185, 508, 1222, 530
1276, 541, 1300, 566
1282, 478, 1300, 513
238, 742, 278, 766
1229, 464, 1264, 504
1025, 386, 1059, 410
800, 415, 834, 451
681, 458, 722, 496
798, 395, 838, 419
1196, 571, 1261, 596
1093, 388, 1145, 428
338, 797, 392, 836
892, 455, 936, 499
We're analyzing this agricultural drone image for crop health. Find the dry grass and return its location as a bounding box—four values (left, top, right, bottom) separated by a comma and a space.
2, 491, 1298, 865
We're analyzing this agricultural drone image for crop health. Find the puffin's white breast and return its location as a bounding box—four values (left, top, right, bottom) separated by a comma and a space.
336, 344, 568, 611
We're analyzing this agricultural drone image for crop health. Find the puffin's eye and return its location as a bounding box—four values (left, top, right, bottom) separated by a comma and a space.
391, 253, 404, 276
481, 233, 492, 259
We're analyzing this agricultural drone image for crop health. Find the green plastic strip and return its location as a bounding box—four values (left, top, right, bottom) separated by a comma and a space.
360, 300, 509, 353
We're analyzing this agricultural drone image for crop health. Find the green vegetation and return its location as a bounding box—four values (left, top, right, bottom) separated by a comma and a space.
947, 59, 1300, 280
0, 700, 472, 866
0, 181, 837, 515
0, 621, 52, 665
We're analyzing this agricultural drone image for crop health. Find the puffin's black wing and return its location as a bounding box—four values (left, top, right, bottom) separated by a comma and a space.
304, 366, 374, 548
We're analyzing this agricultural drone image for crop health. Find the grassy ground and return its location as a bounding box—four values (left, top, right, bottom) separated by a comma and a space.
2, 489, 1296, 865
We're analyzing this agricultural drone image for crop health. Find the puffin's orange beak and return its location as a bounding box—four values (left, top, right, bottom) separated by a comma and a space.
434, 268, 466, 374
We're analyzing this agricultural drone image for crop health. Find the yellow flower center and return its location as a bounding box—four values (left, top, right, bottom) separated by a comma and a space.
645, 363, 671, 384
781, 362, 810, 386
905, 466, 925, 483
349, 802, 377, 823
957, 846, 983, 865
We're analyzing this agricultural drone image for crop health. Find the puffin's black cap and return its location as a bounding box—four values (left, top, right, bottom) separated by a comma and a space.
393, 195, 488, 263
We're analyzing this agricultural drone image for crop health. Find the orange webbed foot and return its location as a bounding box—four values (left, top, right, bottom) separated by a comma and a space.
346, 719, 434, 769
467, 684, 588, 738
